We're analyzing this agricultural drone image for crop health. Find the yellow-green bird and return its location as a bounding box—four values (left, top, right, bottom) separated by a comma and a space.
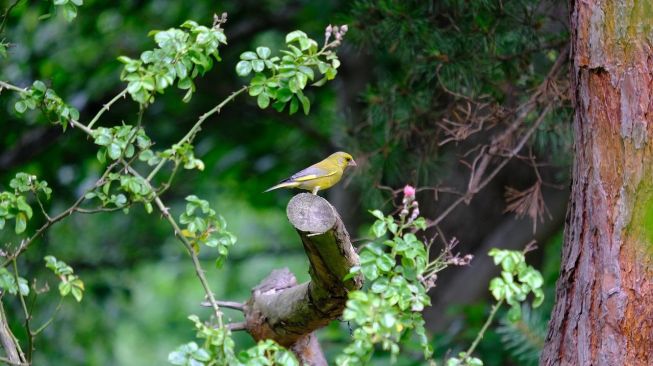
264, 151, 357, 195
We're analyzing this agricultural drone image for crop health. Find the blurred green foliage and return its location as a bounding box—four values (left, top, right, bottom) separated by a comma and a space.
345, 0, 570, 204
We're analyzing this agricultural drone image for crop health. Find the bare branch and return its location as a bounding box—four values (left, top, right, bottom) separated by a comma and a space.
145, 86, 248, 181
123, 164, 226, 327
2, 160, 121, 266
424, 46, 569, 230
226, 322, 247, 331
201, 300, 244, 311
86, 89, 128, 129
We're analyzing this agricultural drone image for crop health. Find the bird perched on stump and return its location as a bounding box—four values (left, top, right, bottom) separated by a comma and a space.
264, 151, 357, 195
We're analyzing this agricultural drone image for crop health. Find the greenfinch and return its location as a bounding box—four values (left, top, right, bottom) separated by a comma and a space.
265, 151, 357, 194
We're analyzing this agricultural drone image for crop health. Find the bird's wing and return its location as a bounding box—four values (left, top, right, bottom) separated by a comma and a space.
287, 165, 338, 182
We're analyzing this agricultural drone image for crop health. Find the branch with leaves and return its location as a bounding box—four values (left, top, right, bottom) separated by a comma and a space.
1, 7, 348, 364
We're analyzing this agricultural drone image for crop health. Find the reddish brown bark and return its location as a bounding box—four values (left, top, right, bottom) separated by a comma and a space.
541, 1, 653, 365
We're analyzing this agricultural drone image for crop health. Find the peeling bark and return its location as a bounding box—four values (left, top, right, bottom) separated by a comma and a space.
243, 193, 362, 365
541, 1, 653, 365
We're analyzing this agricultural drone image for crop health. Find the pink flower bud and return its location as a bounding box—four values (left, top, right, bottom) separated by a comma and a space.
341, 25, 348, 33
411, 207, 420, 219
403, 185, 416, 198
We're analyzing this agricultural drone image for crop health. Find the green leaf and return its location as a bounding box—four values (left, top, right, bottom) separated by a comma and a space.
285, 30, 308, 43
276, 88, 292, 103
413, 217, 427, 230
272, 100, 286, 112
17, 278, 29, 296
256, 47, 271, 59
289, 97, 299, 115
298, 66, 314, 80
298, 94, 310, 115
235, 61, 252, 77
71, 286, 83, 302
371, 220, 387, 238
34, 80, 50, 93
507, 305, 522, 322
296, 72, 308, 89
489, 277, 506, 301
376, 254, 394, 272
250, 74, 266, 86
532, 288, 544, 307
251, 59, 265, 72
248, 85, 264, 96
371, 278, 389, 293
380, 313, 396, 328
59, 281, 72, 296
61, 3, 78, 22
288, 77, 299, 93
257, 93, 270, 109
325, 66, 337, 80
0, 269, 18, 295
360, 265, 379, 281
15, 101, 27, 113
343, 266, 360, 281
15, 212, 27, 234
240, 51, 258, 60
369, 210, 385, 219
108, 144, 121, 160
359, 248, 378, 264
468, 357, 484, 366
182, 88, 193, 103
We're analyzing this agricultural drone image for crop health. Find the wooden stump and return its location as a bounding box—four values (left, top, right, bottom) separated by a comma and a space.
243, 193, 362, 365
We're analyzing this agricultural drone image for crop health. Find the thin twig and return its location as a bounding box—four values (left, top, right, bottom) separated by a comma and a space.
426, 103, 553, 229
201, 300, 244, 311
0, 0, 23, 35
2, 161, 120, 266
31, 297, 64, 336
74, 206, 126, 214
0, 80, 24, 93
123, 164, 225, 327
463, 300, 503, 359
68, 119, 94, 135
226, 322, 247, 331
34, 195, 52, 222
86, 88, 128, 129
424, 47, 568, 230
146, 85, 248, 181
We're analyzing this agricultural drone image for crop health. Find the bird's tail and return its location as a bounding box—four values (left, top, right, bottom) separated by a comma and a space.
263, 181, 299, 192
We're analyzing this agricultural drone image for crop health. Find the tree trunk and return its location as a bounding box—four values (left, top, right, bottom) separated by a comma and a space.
541, 1, 653, 365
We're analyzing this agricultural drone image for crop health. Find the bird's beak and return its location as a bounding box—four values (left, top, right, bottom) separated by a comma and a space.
348, 159, 357, 167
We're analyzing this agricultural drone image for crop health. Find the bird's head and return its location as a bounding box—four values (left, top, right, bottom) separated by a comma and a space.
331, 151, 357, 169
